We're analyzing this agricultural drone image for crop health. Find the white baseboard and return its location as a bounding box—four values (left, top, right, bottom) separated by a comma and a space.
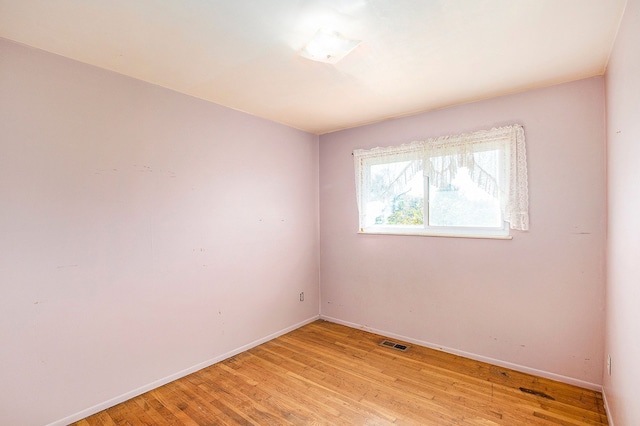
47, 315, 320, 426
602, 387, 614, 426
320, 315, 603, 392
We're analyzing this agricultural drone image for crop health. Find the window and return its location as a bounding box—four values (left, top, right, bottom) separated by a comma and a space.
353, 125, 529, 238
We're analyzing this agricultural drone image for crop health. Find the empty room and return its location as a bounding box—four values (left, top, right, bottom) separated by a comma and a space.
1, 1, 638, 425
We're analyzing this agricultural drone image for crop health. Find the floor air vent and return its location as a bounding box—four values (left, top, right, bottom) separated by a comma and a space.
379, 340, 409, 352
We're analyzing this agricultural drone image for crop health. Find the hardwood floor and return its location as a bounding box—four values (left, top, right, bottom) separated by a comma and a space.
73, 320, 608, 425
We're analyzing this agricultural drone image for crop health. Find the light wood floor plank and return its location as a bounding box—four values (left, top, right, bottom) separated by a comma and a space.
72, 320, 608, 425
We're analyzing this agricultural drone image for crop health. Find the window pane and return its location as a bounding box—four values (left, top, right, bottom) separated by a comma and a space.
428, 166, 502, 228
366, 160, 424, 227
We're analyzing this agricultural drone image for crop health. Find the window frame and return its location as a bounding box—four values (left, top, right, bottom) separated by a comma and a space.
353, 125, 528, 239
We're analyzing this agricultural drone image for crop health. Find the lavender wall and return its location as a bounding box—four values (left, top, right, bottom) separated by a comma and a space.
320, 77, 607, 388
604, 0, 640, 423
0, 38, 319, 426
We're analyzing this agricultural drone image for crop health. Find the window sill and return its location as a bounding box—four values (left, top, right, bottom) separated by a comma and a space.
357, 230, 513, 240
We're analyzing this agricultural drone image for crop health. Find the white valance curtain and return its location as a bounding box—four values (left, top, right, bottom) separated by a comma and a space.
353, 124, 529, 230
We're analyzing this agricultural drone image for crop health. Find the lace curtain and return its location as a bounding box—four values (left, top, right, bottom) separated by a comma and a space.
353, 124, 529, 231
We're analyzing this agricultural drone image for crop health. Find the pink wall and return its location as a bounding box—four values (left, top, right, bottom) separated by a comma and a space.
604, 0, 640, 424
0, 39, 319, 426
320, 77, 607, 388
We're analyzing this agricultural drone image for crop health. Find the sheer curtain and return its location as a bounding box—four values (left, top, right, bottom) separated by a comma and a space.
353, 124, 529, 231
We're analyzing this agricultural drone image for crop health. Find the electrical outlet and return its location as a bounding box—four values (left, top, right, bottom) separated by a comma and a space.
607, 354, 612, 375
299, 292, 304, 302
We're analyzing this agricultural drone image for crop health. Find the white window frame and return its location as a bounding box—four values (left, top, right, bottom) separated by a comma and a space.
353, 125, 529, 239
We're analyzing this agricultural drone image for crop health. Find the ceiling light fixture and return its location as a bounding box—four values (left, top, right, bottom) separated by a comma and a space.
300, 29, 361, 64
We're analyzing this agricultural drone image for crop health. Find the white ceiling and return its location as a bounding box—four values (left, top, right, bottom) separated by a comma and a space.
0, 0, 627, 134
